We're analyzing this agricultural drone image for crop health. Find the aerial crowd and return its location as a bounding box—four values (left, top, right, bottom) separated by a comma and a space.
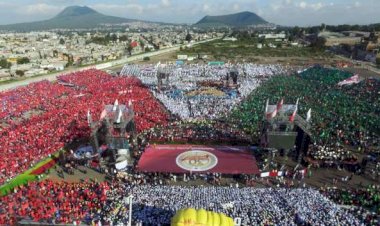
0, 69, 169, 185
231, 66, 379, 166
0, 64, 379, 225
2, 180, 377, 225
120, 63, 291, 120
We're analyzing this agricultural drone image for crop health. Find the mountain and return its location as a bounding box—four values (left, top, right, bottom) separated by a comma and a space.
195, 11, 269, 28
0, 6, 142, 31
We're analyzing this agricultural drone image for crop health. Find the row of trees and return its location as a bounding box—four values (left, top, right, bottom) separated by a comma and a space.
17, 57, 30, 65
0, 57, 30, 69
287, 23, 380, 36
86, 34, 132, 45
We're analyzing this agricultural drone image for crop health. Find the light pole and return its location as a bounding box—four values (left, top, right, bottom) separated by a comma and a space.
127, 195, 133, 226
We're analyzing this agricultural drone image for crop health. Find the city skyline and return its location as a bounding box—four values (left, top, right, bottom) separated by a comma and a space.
0, 0, 379, 26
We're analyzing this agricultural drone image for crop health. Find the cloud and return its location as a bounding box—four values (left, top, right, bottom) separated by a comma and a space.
0, 0, 379, 26
203, 4, 211, 13
233, 3, 240, 11
161, 0, 171, 7
310, 3, 324, 10
260, 0, 380, 26
90, 3, 144, 15
23, 3, 63, 15
299, 1, 307, 9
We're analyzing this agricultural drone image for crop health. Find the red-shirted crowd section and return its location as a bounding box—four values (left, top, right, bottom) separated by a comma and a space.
0, 69, 169, 185
0, 179, 110, 224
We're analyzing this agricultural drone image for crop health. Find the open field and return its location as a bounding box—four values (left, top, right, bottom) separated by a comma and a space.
176, 39, 336, 63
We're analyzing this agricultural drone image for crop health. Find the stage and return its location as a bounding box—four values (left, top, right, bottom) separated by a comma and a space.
137, 145, 259, 174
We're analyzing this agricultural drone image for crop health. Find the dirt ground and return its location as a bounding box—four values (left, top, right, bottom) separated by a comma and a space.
42, 152, 379, 190
46, 165, 106, 183
271, 154, 379, 189
343, 67, 380, 79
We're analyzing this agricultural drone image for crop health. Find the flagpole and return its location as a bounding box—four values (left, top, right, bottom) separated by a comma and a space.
128, 195, 133, 226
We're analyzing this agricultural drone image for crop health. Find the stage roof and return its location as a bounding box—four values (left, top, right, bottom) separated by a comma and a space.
137, 145, 259, 174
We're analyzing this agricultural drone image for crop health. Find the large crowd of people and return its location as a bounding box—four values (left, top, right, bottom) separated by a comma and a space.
120, 63, 291, 120
0, 179, 109, 225
1, 63, 379, 225
320, 185, 380, 225
3, 179, 375, 225
230, 66, 380, 163
0, 69, 169, 185
102, 184, 364, 225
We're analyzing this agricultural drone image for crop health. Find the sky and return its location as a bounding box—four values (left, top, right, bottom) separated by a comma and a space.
0, 0, 379, 26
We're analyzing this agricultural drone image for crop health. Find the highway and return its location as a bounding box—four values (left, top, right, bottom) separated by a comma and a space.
0, 38, 218, 91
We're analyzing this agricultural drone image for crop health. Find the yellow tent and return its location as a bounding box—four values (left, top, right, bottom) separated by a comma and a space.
171, 208, 234, 226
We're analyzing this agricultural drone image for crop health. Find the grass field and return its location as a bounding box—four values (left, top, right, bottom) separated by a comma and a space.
178, 39, 333, 62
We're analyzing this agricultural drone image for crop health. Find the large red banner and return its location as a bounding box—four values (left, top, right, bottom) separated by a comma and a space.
137, 145, 259, 174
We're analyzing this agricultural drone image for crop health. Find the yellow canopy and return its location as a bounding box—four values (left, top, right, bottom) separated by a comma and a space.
171, 208, 234, 226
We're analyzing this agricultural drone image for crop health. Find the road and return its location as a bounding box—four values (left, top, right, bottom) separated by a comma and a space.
0, 38, 219, 92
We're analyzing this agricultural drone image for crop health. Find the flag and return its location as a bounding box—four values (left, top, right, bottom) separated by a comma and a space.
87, 110, 92, 124
116, 108, 122, 123
306, 108, 311, 122
266, 108, 277, 119
289, 105, 297, 122
266, 99, 282, 119
337, 74, 360, 86
113, 99, 119, 111
128, 100, 133, 107
100, 109, 107, 120
277, 98, 284, 111
269, 170, 278, 177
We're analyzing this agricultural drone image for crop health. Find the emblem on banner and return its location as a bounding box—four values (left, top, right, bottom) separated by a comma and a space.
176, 150, 218, 171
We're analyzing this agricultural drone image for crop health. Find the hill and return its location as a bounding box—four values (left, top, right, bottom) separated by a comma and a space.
195, 11, 269, 28
0, 6, 141, 31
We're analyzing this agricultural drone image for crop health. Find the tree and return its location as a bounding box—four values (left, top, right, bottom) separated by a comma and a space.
310, 37, 326, 49
59, 38, 65, 45
139, 40, 145, 51
320, 23, 326, 31
110, 34, 117, 42
17, 57, 30, 64
292, 26, 301, 37
185, 33, 192, 42
15, 70, 24, 76
127, 45, 133, 55
369, 31, 378, 43
0, 58, 11, 69
119, 35, 128, 42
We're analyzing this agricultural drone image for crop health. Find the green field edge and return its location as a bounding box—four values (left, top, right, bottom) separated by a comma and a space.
0, 150, 61, 196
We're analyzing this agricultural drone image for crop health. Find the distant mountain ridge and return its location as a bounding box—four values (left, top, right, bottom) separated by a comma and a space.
0, 7, 271, 31
195, 11, 269, 28
0, 6, 142, 31
54, 6, 99, 18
